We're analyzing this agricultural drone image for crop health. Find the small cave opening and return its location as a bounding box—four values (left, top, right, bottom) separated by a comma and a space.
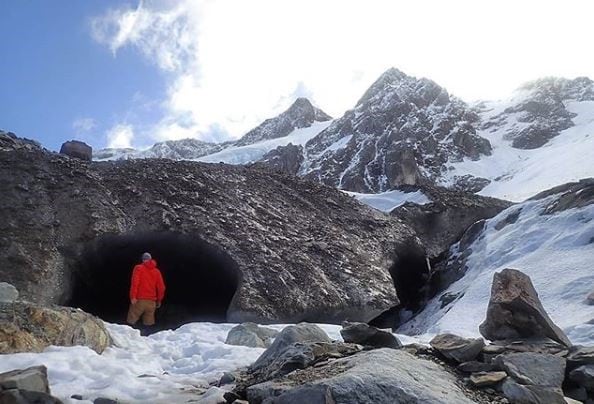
370, 241, 433, 330
65, 232, 240, 331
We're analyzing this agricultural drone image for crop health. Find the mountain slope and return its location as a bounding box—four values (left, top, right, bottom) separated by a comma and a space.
297, 68, 492, 193
439, 78, 594, 201
399, 179, 594, 345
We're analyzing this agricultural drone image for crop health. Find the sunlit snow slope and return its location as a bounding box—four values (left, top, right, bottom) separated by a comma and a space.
400, 185, 594, 345
441, 99, 594, 201
196, 121, 331, 165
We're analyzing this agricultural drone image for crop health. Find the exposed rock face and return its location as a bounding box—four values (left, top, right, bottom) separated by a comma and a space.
298, 68, 492, 192
1, 133, 424, 325
339, 321, 402, 349
479, 268, 571, 347
481, 77, 594, 149
225, 323, 279, 348
245, 349, 478, 404
236, 98, 332, 147
256, 143, 304, 175
0, 301, 111, 354
391, 184, 511, 259
59, 140, 92, 161
429, 333, 485, 363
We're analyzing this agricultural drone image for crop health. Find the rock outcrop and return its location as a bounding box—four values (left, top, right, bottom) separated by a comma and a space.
0, 301, 111, 354
1, 132, 425, 325
391, 184, 512, 259
479, 268, 571, 347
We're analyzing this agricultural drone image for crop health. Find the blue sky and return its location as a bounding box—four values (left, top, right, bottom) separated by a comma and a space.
0, 1, 166, 150
2, 1, 593, 152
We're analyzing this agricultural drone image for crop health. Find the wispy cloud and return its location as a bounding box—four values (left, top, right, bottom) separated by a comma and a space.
106, 124, 135, 148
90, 0, 594, 147
72, 117, 97, 134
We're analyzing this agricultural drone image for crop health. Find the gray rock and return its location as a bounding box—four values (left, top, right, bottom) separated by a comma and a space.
0, 365, 49, 392
93, 398, 118, 404
246, 349, 477, 404
429, 333, 485, 363
500, 378, 566, 404
0, 282, 18, 303
225, 323, 278, 348
339, 321, 402, 349
569, 364, 594, 390
0, 301, 111, 354
219, 372, 237, 385
251, 324, 332, 371
469, 371, 507, 387
567, 346, 594, 367
479, 268, 571, 347
494, 352, 566, 388
587, 290, 594, 305
0, 389, 63, 404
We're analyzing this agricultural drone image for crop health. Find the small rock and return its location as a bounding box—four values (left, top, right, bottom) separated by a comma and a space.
429, 333, 485, 363
0, 282, 19, 303
457, 361, 495, 373
71, 395, 84, 400
225, 323, 278, 348
569, 364, 594, 390
587, 290, 594, 305
219, 372, 236, 385
469, 371, 507, 387
340, 321, 402, 349
494, 352, 566, 388
0, 365, 49, 393
223, 391, 241, 403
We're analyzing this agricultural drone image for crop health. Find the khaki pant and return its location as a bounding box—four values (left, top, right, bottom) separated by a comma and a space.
127, 299, 157, 326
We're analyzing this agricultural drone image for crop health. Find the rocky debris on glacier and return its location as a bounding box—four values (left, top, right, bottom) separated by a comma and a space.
1, 132, 424, 325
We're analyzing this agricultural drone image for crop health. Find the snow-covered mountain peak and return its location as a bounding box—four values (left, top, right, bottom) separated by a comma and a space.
518, 76, 594, 102
234, 97, 332, 147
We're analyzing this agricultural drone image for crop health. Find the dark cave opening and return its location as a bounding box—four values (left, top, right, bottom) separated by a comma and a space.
66, 232, 240, 331
370, 241, 432, 329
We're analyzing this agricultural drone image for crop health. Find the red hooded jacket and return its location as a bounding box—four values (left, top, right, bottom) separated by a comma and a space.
129, 259, 166, 302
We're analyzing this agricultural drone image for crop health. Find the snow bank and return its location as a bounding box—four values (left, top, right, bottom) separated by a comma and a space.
400, 192, 594, 345
196, 121, 331, 165
344, 189, 431, 212
441, 100, 594, 201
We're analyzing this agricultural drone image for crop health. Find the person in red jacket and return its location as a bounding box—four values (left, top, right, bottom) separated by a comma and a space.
127, 252, 166, 335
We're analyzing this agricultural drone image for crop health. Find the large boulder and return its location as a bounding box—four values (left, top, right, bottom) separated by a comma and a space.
500, 378, 566, 404
339, 321, 402, 349
493, 352, 566, 388
0, 301, 111, 354
246, 349, 478, 404
0, 365, 63, 404
59, 140, 92, 161
225, 323, 279, 348
429, 333, 485, 363
0, 132, 423, 325
479, 268, 571, 347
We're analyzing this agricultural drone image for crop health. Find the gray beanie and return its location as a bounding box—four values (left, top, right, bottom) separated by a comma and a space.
142, 252, 152, 262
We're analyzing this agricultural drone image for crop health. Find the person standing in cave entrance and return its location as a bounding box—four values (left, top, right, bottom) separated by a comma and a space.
127, 252, 166, 336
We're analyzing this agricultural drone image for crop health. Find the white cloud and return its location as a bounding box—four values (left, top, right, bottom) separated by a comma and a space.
91, 0, 594, 146
72, 117, 97, 134
106, 124, 135, 148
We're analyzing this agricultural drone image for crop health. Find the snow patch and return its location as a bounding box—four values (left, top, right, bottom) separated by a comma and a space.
344, 189, 431, 212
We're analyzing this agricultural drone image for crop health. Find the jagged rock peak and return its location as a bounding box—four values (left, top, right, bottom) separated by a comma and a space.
356, 67, 450, 109
235, 98, 332, 146
518, 76, 594, 102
